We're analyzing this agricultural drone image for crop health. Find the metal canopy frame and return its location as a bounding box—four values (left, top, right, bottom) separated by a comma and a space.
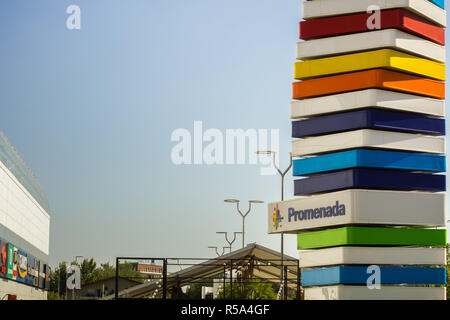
110, 243, 301, 300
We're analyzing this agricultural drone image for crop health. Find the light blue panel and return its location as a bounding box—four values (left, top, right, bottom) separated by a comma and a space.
428, 0, 444, 9
302, 266, 447, 287
293, 149, 446, 176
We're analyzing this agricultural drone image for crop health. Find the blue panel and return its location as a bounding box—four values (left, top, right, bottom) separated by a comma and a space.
302, 266, 447, 287
292, 109, 445, 138
293, 149, 446, 176
428, 0, 444, 9
15, 249, 27, 284
294, 168, 446, 195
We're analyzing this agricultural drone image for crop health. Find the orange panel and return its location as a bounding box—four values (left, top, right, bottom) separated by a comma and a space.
292, 69, 445, 100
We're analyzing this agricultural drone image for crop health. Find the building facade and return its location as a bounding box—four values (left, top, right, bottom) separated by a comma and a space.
0, 132, 50, 299
72, 277, 140, 300
132, 263, 163, 280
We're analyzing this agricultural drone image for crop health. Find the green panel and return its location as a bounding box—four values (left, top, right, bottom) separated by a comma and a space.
6, 244, 14, 279
297, 227, 447, 249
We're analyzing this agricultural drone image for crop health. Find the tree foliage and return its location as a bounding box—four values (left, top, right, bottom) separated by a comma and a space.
216, 277, 277, 300
49, 262, 68, 295
185, 280, 214, 299
48, 258, 144, 299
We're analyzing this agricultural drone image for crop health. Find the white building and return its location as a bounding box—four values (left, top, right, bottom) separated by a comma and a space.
0, 132, 50, 300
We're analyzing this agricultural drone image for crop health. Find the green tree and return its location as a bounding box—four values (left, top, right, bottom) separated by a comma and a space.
47, 259, 147, 300
47, 291, 64, 300
79, 258, 99, 285
216, 278, 277, 300
185, 280, 214, 299
98, 262, 116, 279
49, 262, 68, 298
123, 262, 146, 282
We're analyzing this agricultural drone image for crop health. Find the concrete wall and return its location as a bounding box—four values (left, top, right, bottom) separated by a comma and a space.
0, 278, 47, 300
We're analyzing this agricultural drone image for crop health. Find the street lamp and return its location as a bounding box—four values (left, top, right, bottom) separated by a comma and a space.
256, 150, 293, 300
255, 151, 292, 201
57, 261, 66, 298
224, 199, 264, 248
208, 246, 230, 257
74, 256, 83, 264
216, 231, 242, 252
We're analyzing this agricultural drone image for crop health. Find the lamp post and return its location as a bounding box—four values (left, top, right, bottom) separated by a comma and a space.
72, 256, 83, 300
256, 150, 292, 299
216, 231, 242, 253
208, 246, 230, 257
224, 199, 264, 248
58, 261, 66, 299
255, 151, 292, 201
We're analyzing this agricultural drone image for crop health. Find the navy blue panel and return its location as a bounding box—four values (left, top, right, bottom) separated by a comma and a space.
292, 108, 445, 138
294, 168, 446, 195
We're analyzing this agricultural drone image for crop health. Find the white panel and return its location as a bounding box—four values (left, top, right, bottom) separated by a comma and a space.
299, 247, 447, 268
291, 129, 445, 156
268, 190, 445, 233
302, 0, 446, 27
291, 90, 445, 119
304, 286, 446, 300
0, 159, 50, 255
296, 29, 446, 62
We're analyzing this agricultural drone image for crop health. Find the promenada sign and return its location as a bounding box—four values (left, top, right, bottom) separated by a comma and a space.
267, 190, 446, 234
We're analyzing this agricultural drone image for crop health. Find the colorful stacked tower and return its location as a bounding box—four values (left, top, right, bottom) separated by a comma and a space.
268, 0, 447, 300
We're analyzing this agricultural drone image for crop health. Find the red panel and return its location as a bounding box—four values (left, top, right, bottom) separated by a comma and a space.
299, 9, 445, 45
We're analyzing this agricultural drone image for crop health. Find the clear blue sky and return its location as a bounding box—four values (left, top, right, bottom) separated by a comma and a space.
0, 1, 447, 267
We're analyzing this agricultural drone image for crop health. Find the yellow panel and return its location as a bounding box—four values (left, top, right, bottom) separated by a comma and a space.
294, 49, 445, 81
